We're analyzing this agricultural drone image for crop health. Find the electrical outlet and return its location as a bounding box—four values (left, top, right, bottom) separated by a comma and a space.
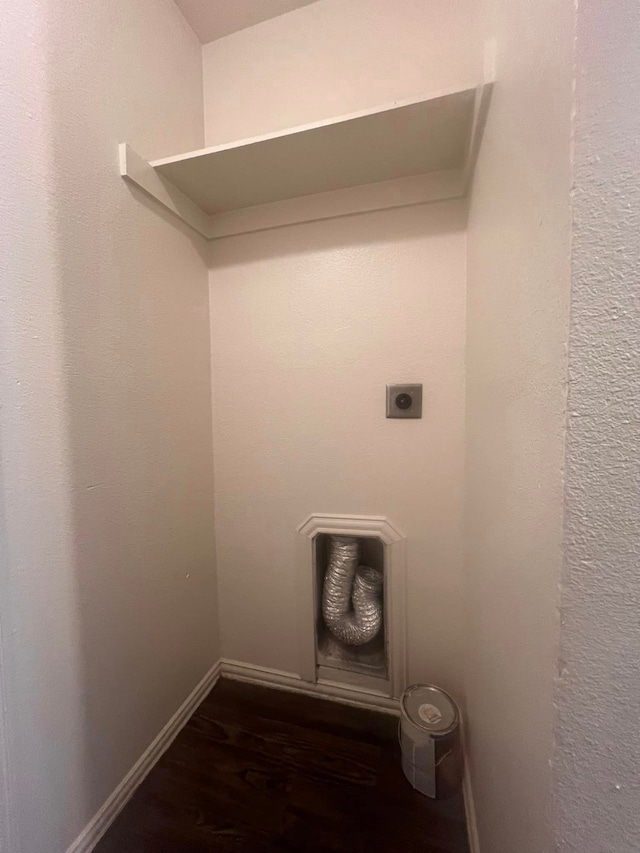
386, 384, 423, 419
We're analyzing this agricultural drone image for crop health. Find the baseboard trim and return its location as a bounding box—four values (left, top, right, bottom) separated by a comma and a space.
66, 660, 221, 853
462, 762, 480, 853
67, 656, 401, 852
219, 658, 400, 715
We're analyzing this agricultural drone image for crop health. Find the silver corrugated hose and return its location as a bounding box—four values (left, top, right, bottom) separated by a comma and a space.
322, 535, 383, 645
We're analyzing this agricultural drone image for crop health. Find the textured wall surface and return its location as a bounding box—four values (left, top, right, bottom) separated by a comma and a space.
202, 0, 479, 145
210, 202, 467, 693
0, 4, 77, 850
0, 1, 218, 851
554, 1, 640, 849
464, 0, 574, 850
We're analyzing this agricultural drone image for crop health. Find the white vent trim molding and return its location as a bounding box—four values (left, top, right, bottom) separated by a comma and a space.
295, 513, 407, 699
219, 659, 400, 715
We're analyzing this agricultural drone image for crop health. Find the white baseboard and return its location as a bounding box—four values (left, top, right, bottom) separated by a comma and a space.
220, 658, 400, 715
462, 762, 480, 853
66, 660, 221, 853
67, 656, 406, 853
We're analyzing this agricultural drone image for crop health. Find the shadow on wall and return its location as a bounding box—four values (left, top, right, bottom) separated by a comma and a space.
122, 182, 212, 268
209, 199, 468, 268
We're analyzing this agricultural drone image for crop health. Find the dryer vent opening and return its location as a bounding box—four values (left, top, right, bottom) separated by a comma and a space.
314, 533, 388, 684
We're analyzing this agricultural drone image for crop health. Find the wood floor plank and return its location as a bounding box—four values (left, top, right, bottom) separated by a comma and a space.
95, 678, 469, 852
199, 680, 398, 746
190, 706, 380, 788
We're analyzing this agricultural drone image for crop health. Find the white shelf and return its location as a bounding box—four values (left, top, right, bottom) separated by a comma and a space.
120, 81, 492, 240
155, 88, 475, 213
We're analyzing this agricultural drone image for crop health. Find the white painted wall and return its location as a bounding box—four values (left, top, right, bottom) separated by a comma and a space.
210, 203, 466, 691
554, 2, 640, 850
464, 0, 574, 850
204, 0, 476, 694
0, 5, 77, 851
0, 1, 218, 851
202, 0, 480, 145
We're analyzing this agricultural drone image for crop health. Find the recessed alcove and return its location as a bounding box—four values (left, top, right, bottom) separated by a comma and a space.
6, 0, 625, 850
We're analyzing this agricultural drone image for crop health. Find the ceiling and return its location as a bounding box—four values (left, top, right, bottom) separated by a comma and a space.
174, 0, 321, 44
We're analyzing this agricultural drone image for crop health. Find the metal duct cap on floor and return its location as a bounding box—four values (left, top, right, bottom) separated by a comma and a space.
400, 684, 459, 736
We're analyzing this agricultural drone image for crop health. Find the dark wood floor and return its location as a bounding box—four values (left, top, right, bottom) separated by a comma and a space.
96, 679, 469, 852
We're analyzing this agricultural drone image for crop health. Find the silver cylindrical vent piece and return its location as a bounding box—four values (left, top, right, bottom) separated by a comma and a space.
321, 535, 383, 646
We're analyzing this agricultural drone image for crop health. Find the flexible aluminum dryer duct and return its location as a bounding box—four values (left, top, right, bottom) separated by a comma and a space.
322, 535, 384, 646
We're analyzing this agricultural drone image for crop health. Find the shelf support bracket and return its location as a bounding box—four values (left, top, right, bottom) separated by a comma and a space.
119, 143, 213, 239
460, 43, 496, 193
